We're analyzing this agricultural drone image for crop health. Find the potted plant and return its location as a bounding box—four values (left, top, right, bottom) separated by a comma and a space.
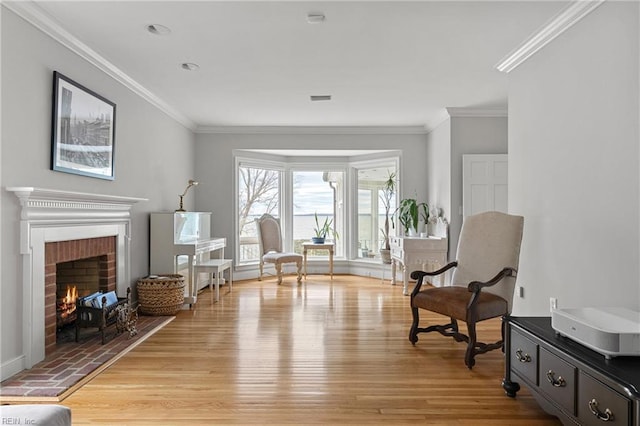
312, 212, 339, 244
379, 171, 397, 263
395, 198, 429, 236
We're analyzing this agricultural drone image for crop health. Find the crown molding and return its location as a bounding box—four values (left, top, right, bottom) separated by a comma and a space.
195, 125, 429, 135
423, 108, 451, 133
446, 107, 508, 118
3, 1, 197, 130
495, 0, 605, 73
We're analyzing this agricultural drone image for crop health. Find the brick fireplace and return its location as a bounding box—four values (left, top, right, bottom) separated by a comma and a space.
6, 187, 145, 375
45, 237, 117, 355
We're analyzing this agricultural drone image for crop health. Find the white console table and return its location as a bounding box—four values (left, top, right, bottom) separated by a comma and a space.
389, 236, 448, 295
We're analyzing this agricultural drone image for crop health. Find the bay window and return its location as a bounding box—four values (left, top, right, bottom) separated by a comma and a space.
235, 152, 398, 265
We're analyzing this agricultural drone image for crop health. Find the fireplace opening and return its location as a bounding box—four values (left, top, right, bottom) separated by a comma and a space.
45, 237, 117, 354
55, 256, 103, 343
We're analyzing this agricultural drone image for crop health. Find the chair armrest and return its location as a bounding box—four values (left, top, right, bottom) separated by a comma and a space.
410, 261, 458, 281
409, 261, 458, 297
465, 267, 516, 312
467, 267, 517, 294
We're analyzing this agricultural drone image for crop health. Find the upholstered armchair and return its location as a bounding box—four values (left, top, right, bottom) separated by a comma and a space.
409, 211, 524, 369
255, 214, 302, 285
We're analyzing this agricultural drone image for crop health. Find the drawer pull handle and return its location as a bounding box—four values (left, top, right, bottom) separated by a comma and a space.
515, 349, 531, 363
589, 398, 614, 422
546, 370, 566, 387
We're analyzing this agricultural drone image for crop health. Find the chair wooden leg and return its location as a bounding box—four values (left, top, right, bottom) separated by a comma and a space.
451, 318, 459, 333
501, 315, 506, 353
409, 305, 420, 345
296, 261, 302, 283
275, 263, 283, 285
465, 318, 478, 369
258, 261, 263, 281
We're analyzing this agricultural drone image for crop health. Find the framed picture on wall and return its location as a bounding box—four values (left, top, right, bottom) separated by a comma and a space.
51, 71, 116, 180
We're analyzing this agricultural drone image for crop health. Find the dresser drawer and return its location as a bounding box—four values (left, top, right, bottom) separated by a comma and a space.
539, 348, 576, 415
510, 328, 538, 385
577, 371, 630, 426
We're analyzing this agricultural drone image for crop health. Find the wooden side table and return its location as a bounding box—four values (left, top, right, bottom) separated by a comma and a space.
302, 242, 334, 279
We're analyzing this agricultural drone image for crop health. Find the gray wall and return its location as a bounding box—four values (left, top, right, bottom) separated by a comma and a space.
194, 132, 429, 270
1, 10, 195, 373
508, 2, 639, 315
426, 118, 452, 229
426, 116, 508, 258
449, 116, 508, 257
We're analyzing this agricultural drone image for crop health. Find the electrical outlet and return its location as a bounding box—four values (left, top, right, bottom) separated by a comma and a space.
550, 297, 558, 312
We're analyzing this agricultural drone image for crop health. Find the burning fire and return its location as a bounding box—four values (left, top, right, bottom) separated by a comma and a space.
58, 285, 78, 321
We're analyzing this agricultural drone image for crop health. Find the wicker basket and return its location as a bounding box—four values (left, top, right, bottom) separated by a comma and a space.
137, 274, 185, 316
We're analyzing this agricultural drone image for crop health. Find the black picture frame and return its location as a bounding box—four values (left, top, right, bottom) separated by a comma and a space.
51, 71, 116, 180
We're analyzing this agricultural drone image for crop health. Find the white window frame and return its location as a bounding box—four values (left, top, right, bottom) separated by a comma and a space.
235, 155, 285, 265
351, 157, 400, 261
288, 163, 347, 258
233, 151, 400, 266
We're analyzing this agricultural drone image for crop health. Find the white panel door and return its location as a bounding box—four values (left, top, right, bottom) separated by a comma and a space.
463, 154, 508, 218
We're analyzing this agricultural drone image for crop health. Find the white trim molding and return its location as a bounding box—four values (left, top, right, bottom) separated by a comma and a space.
2, 1, 196, 130
196, 125, 429, 135
496, 0, 605, 73
5, 187, 146, 374
446, 107, 508, 118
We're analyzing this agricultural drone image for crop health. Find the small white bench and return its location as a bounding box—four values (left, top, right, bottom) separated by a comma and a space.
193, 259, 233, 302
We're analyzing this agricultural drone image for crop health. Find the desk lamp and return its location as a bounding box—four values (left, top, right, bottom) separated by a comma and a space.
176, 179, 198, 212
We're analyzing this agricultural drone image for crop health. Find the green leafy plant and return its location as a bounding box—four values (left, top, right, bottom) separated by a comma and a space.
313, 212, 339, 240
394, 198, 429, 235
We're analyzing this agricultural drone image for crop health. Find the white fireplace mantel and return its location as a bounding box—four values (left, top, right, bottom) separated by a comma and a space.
8, 186, 147, 220
6, 187, 147, 371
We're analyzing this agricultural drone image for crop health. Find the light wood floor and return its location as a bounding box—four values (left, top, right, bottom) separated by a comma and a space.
61, 275, 560, 425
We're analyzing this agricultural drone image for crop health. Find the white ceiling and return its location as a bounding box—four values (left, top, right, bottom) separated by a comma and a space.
22, 1, 567, 130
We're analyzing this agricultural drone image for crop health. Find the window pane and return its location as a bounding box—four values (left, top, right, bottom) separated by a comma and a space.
238, 165, 280, 264
358, 188, 373, 257
292, 171, 343, 256
357, 166, 396, 260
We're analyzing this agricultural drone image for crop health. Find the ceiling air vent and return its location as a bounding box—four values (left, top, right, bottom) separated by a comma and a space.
307, 13, 326, 24
310, 95, 332, 102
146, 24, 171, 36
181, 63, 200, 71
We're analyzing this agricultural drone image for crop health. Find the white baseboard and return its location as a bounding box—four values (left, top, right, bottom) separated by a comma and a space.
1, 355, 25, 381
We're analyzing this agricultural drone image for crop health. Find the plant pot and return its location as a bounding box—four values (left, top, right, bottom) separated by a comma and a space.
311, 237, 325, 244
380, 249, 392, 264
